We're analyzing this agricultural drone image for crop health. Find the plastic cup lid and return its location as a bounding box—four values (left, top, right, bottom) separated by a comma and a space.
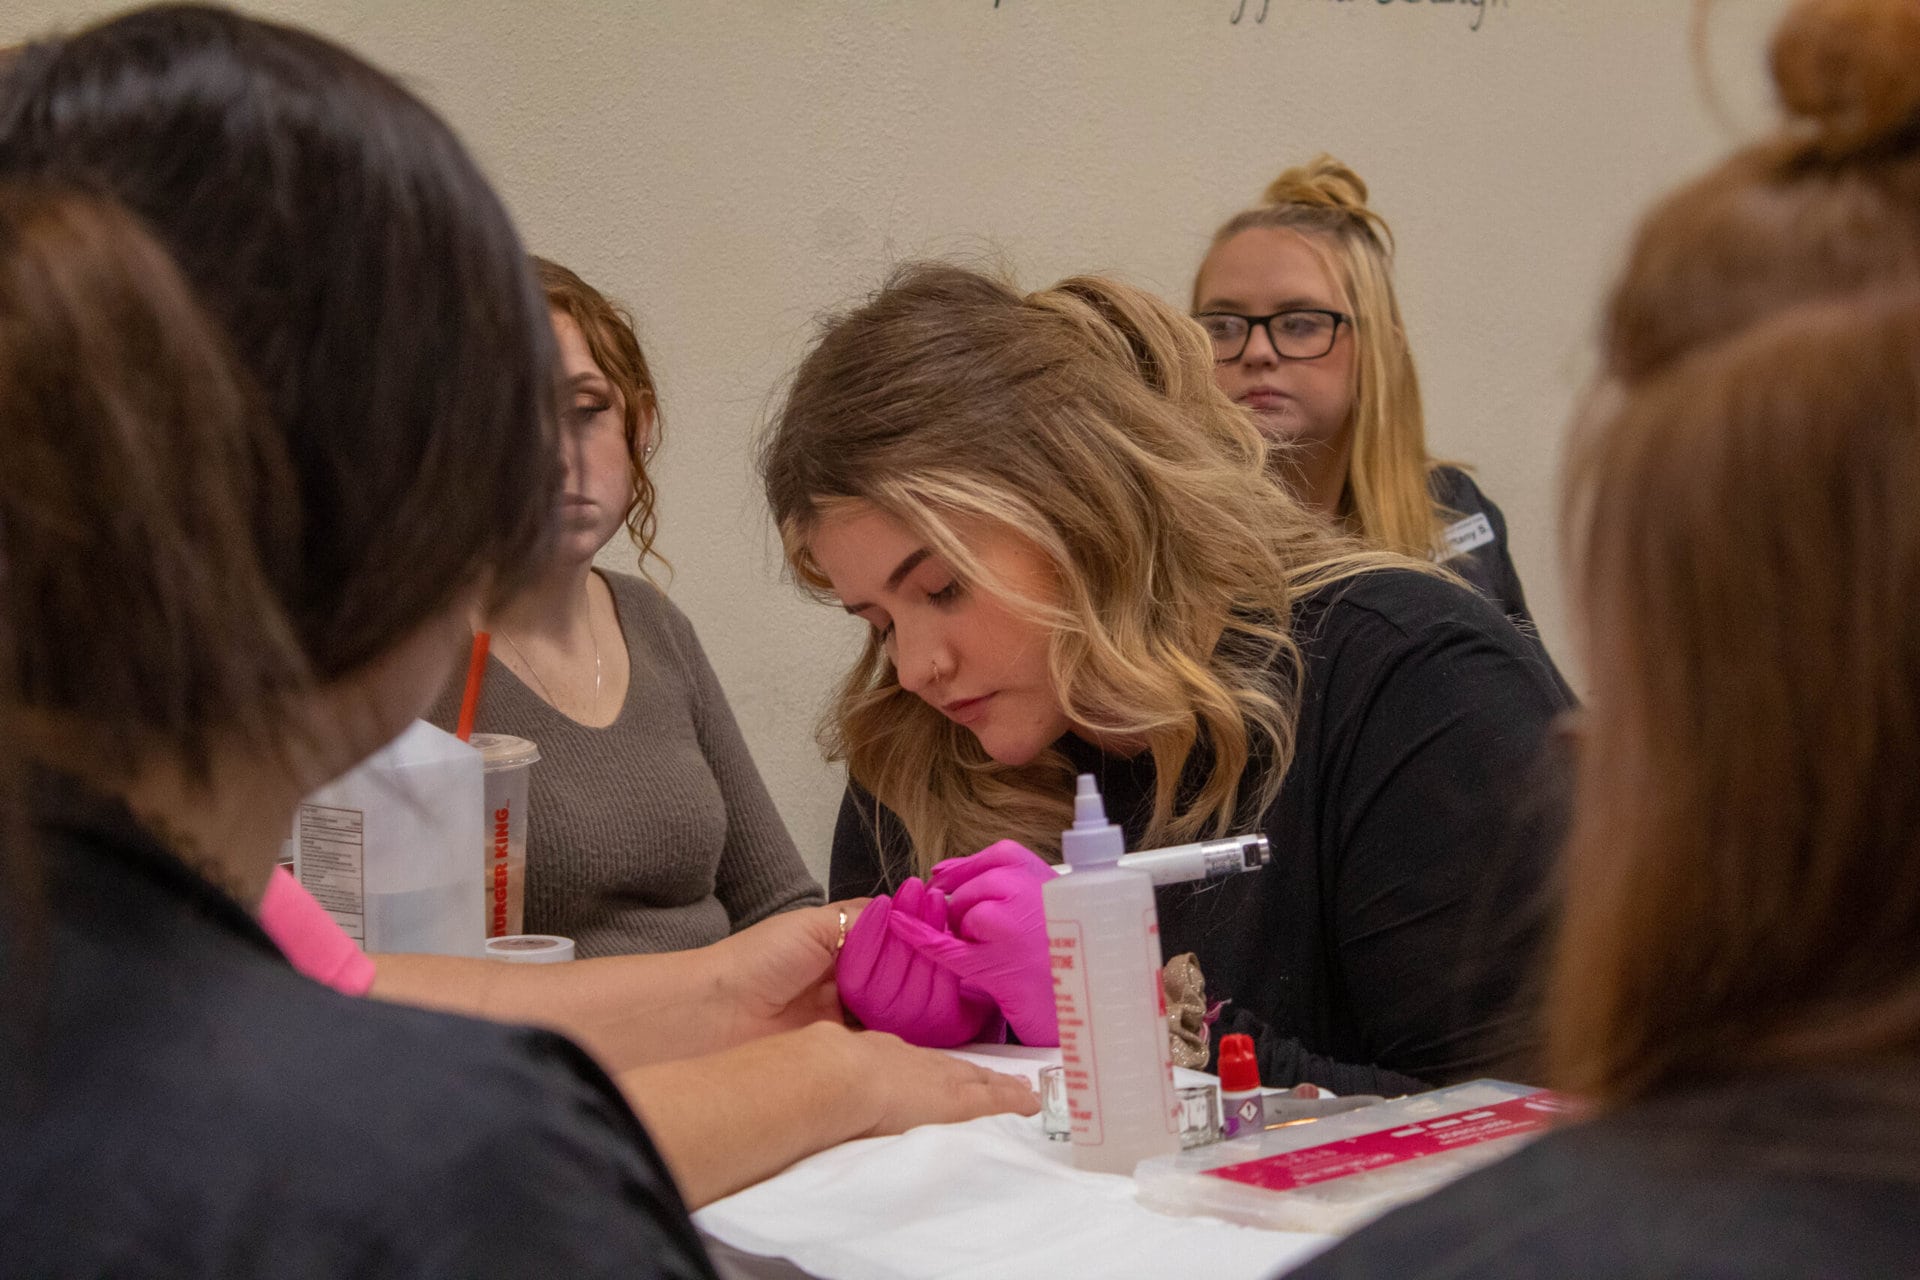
470, 733, 541, 770
484, 934, 574, 964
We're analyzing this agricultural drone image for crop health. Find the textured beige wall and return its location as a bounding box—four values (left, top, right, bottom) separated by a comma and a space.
10, 0, 1789, 884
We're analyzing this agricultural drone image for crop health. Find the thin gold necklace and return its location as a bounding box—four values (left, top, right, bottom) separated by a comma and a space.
497, 621, 601, 714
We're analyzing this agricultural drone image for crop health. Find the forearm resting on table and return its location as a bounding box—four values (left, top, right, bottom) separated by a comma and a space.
368, 947, 763, 1072
619, 1025, 864, 1208
619, 1021, 1041, 1209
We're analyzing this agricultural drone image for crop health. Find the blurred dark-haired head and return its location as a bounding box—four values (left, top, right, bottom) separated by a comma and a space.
0, 181, 309, 782
0, 3, 561, 684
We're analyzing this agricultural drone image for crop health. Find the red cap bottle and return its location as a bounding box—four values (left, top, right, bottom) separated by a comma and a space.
1217, 1033, 1262, 1137
1218, 1034, 1260, 1092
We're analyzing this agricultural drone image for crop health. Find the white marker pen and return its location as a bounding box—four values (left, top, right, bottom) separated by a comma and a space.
1055, 833, 1270, 886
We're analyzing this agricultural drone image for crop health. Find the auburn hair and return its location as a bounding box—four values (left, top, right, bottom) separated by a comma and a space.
536, 257, 666, 569
1550, 0, 1920, 1105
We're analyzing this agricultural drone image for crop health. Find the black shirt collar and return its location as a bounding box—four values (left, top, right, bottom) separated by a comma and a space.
28, 770, 289, 966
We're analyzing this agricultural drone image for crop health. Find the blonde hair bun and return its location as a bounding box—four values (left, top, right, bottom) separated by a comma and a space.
1771, 0, 1920, 155
1262, 154, 1371, 213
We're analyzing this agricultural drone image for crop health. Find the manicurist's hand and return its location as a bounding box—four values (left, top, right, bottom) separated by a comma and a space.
838, 879, 1002, 1047
920, 840, 1059, 1045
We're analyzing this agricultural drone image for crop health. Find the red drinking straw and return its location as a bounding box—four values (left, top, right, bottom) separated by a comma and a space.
454, 631, 490, 742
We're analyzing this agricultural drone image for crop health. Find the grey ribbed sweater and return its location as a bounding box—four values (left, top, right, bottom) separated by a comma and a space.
429, 572, 822, 957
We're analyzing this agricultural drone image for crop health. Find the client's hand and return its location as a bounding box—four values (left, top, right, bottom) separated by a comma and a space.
900, 840, 1058, 1046
833, 1028, 1041, 1140
707, 902, 863, 1042
837, 878, 1000, 1047
622, 1021, 1039, 1207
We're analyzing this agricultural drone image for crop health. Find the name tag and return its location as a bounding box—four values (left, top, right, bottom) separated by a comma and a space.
1442, 512, 1496, 560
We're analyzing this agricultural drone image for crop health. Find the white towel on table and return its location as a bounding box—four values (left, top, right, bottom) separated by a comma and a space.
695, 1046, 1333, 1280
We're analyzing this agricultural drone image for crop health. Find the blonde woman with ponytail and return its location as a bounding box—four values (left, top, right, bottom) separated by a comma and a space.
1291, 0, 1920, 1273
1195, 156, 1544, 640
764, 263, 1571, 1094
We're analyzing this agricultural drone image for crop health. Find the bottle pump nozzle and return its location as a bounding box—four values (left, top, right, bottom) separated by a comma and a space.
1061, 773, 1126, 868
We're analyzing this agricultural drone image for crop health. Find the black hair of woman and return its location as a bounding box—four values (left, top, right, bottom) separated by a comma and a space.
0, 3, 563, 684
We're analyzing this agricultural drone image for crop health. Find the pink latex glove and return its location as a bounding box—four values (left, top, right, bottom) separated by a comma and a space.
257, 867, 376, 996
891, 840, 1059, 1047
836, 875, 1000, 1048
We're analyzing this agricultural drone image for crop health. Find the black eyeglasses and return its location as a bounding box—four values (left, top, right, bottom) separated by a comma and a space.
1194, 309, 1349, 363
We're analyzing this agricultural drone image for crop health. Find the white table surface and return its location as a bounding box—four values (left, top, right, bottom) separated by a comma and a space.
696, 1044, 1334, 1280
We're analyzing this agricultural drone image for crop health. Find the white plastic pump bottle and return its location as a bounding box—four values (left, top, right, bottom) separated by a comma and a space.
1041, 773, 1181, 1175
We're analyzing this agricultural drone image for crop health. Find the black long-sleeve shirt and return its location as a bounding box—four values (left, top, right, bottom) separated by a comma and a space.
1285, 1069, 1920, 1278
831, 569, 1572, 1095
1428, 464, 1534, 634
1, 777, 716, 1279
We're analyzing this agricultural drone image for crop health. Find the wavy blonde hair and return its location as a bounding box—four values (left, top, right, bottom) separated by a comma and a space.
762, 263, 1418, 872
1195, 155, 1444, 559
